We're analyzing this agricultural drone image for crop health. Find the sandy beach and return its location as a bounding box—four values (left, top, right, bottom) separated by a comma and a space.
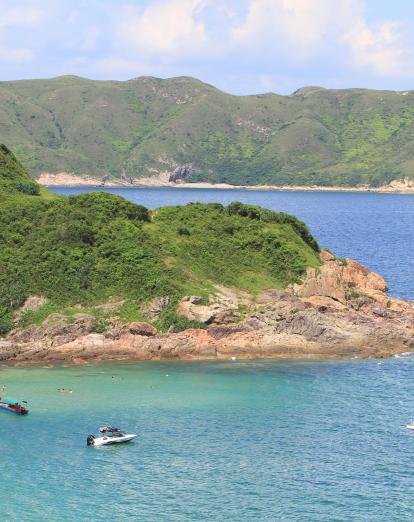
38, 172, 414, 194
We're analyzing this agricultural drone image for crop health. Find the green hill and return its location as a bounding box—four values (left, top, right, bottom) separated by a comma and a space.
0, 146, 320, 335
0, 144, 40, 197
1, 76, 414, 187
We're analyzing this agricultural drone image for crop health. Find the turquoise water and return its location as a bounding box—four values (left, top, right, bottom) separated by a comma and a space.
2, 358, 414, 521
8, 188, 412, 519
54, 187, 414, 300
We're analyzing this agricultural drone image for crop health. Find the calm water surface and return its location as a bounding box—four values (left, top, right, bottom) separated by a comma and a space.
54, 187, 414, 300
2, 358, 414, 521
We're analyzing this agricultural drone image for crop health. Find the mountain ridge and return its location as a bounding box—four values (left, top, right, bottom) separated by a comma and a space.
2, 75, 414, 186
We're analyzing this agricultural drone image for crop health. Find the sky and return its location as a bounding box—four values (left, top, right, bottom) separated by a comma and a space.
1, 0, 414, 94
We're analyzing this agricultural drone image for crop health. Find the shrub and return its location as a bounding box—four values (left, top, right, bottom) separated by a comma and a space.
156, 305, 207, 333
0, 305, 13, 336
178, 227, 190, 236
94, 318, 109, 333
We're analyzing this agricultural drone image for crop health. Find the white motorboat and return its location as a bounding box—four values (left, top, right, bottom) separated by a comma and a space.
406, 421, 414, 430
87, 426, 137, 446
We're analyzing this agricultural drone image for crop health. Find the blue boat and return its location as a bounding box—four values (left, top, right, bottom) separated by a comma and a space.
0, 397, 29, 415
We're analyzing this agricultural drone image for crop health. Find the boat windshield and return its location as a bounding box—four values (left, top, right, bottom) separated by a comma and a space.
1, 397, 26, 405
99, 426, 122, 434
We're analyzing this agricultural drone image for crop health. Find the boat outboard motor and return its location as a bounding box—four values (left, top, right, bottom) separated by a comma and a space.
87, 435, 95, 446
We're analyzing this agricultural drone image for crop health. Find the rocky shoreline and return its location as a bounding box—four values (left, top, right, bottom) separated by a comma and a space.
1, 252, 413, 365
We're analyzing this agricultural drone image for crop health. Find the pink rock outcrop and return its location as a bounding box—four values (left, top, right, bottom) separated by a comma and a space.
291, 252, 389, 306
1, 252, 413, 364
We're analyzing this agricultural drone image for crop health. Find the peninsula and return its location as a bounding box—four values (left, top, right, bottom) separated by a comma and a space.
1, 146, 413, 364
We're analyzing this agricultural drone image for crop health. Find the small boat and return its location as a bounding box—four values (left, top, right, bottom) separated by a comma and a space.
0, 397, 29, 415
406, 421, 414, 430
86, 426, 136, 446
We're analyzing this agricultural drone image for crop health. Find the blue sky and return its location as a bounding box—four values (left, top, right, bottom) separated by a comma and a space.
1, 0, 414, 94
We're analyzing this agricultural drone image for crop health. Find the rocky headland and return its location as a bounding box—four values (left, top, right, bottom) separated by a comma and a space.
2, 251, 413, 364
2, 145, 412, 365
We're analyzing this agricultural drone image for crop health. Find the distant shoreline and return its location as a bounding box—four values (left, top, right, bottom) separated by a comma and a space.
37, 172, 414, 194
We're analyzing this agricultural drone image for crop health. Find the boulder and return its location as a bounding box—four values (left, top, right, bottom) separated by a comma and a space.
14, 295, 48, 322
93, 300, 125, 314
128, 322, 157, 336
343, 259, 388, 295
42, 313, 68, 328
291, 254, 389, 306
187, 296, 203, 305
168, 164, 193, 183
319, 250, 335, 262
278, 310, 327, 341
256, 289, 290, 304
301, 295, 347, 311
140, 296, 170, 321
372, 306, 393, 318
177, 296, 229, 324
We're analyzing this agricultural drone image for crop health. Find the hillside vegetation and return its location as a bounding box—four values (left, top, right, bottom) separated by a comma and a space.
1, 76, 414, 186
0, 146, 320, 335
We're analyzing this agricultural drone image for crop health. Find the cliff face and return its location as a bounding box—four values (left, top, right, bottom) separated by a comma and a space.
2, 252, 413, 363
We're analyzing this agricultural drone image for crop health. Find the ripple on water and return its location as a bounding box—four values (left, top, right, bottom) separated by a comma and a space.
1, 359, 414, 520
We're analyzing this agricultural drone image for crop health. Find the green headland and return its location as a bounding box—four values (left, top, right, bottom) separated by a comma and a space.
0, 145, 320, 336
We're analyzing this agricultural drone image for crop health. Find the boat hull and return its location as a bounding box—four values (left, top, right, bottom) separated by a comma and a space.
90, 434, 136, 446
0, 404, 29, 415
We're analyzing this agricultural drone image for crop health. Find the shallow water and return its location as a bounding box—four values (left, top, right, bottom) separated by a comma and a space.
2, 358, 414, 521
9, 187, 411, 520
54, 187, 414, 300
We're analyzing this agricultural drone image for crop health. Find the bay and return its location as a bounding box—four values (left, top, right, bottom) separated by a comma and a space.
1, 358, 414, 521
54, 187, 414, 300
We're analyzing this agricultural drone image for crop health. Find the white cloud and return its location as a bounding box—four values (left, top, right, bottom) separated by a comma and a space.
95, 57, 144, 73
258, 74, 275, 90
117, 0, 210, 58
0, 45, 33, 62
233, 0, 333, 57
0, 4, 47, 63
345, 19, 410, 76
81, 27, 100, 51
0, 6, 46, 29
68, 11, 79, 25
0, 0, 413, 92
231, 0, 413, 76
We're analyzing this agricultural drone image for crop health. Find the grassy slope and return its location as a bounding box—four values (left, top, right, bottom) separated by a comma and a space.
0, 146, 320, 334
1, 77, 414, 187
